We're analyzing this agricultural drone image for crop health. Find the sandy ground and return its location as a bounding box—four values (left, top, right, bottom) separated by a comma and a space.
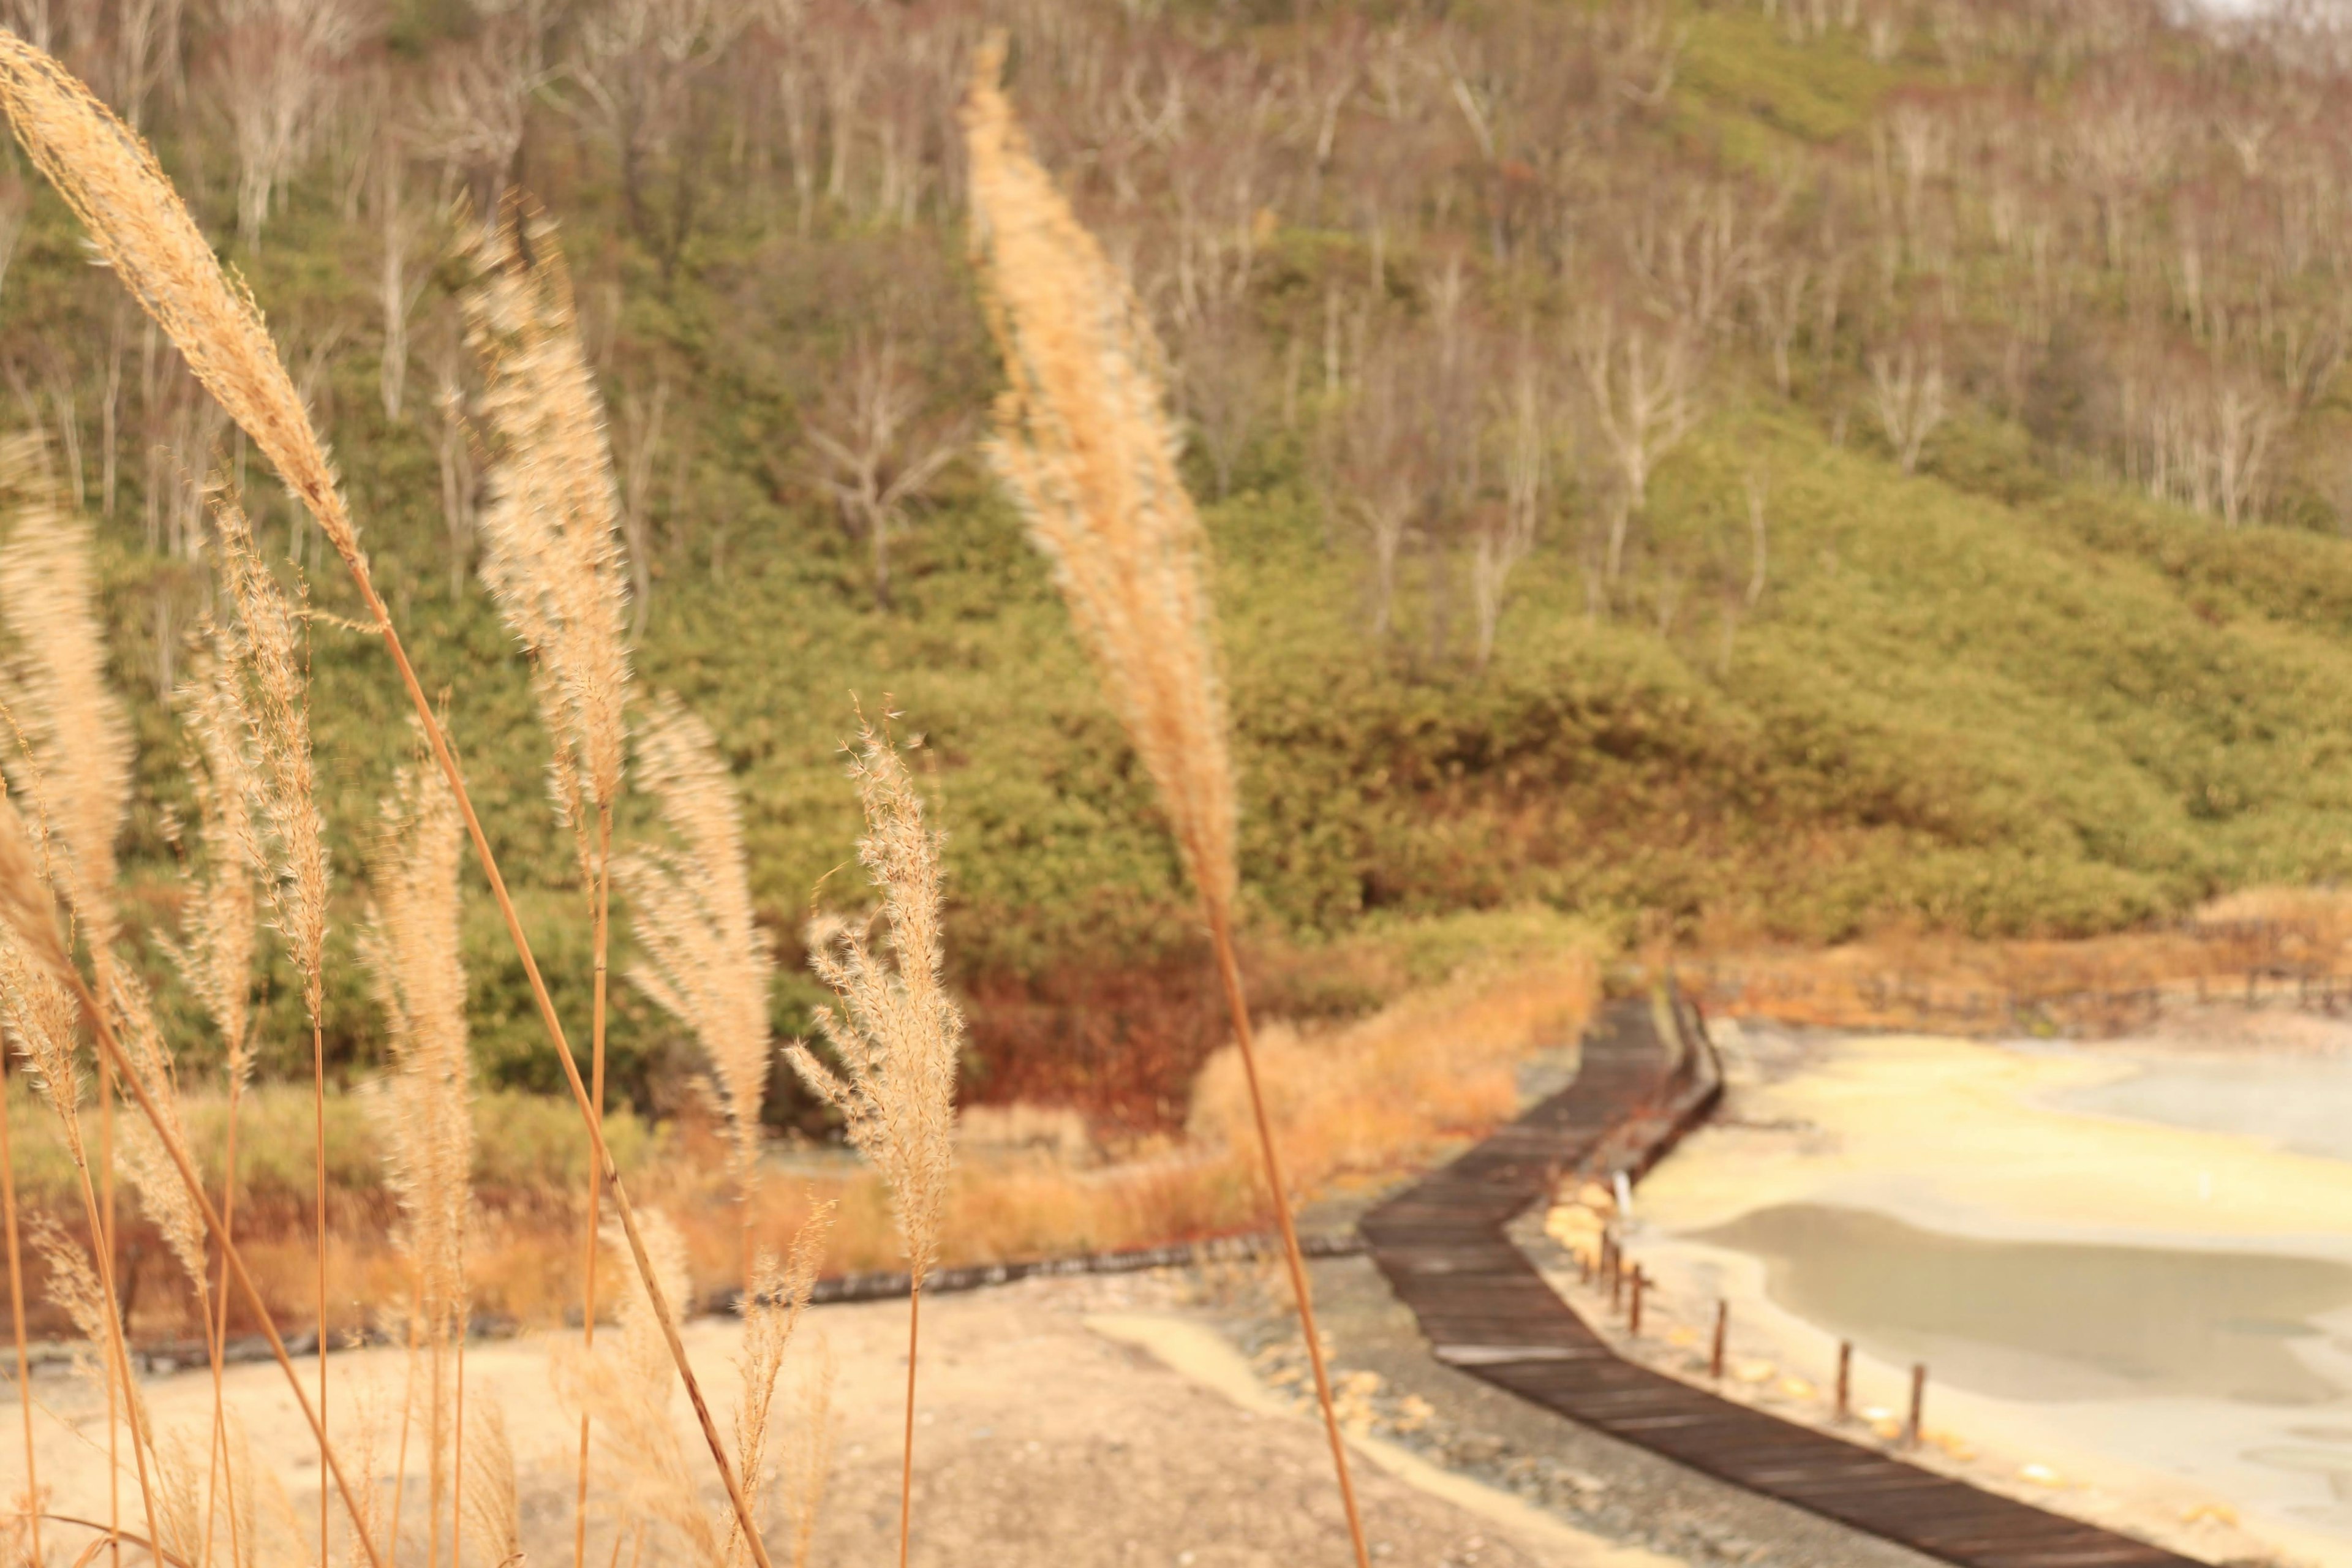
1602, 1016, 2352, 1568
4, 1264, 1698, 1568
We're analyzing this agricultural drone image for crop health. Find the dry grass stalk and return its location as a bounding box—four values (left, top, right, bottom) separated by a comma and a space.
559, 1203, 831, 1568
960, 40, 1371, 1567
0, 442, 151, 1566
559, 1215, 715, 1567
24, 1151, 166, 1568
206, 484, 336, 1566
785, 715, 959, 1568
0, 34, 760, 1566
0, 1052, 34, 1567
0, 787, 384, 1568
463, 194, 633, 856
461, 1400, 522, 1568
0, 433, 131, 944
362, 745, 473, 1568
957, 50, 1233, 913
622, 696, 772, 1224
0, 36, 366, 582
461, 192, 637, 1568
166, 633, 265, 1568
780, 1338, 836, 1568
726, 1212, 832, 1568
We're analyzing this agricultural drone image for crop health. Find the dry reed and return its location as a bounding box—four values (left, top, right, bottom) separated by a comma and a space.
205, 483, 339, 1565
0, 435, 149, 1566
362, 745, 473, 1568
165, 633, 265, 1568
0, 772, 383, 1568
0, 39, 770, 1562
960, 39, 1370, 1566
462, 192, 638, 1568
559, 1203, 828, 1568
621, 696, 772, 1233
785, 715, 959, 1568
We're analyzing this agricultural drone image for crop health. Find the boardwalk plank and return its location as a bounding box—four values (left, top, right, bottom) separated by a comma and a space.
1362, 998, 2211, 1568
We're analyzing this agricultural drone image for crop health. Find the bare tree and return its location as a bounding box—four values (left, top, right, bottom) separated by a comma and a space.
568, 0, 750, 274
429, 325, 477, 598
409, 24, 537, 218
1749, 252, 1810, 398
211, 0, 367, 250
1469, 354, 1544, 672
804, 337, 962, 610
1572, 297, 1698, 582
1327, 334, 1436, 641
375, 149, 433, 423
1868, 338, 1947, 473
615, 374, 666, 630
1175, 301, 1268, 500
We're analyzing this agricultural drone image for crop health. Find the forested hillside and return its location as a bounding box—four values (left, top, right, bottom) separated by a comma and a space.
7, 0, 2352, 1125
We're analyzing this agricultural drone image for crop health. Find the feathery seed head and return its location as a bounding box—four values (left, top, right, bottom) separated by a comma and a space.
619, 695, 771, 1191
463, 195, 634, 837
728, 1204, 833, 1568
0, 34, 368, 576
169, 635, 263, 1082
960, 39, 1237, 913
361, 745, 473, 1341
0, 433, 132, 946
783, 715, 959, 1285
209, 486, 330, 1020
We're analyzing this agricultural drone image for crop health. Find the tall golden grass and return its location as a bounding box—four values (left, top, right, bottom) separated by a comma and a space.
462, 193, 638, 1568
0, 28, 1616, 1568
0, 30, 782, 1568
960, 37, 1371, 1567
786, 714, 960, 1568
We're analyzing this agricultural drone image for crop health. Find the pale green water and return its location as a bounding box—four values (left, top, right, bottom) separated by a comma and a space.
1695, 1204, 2352, 1405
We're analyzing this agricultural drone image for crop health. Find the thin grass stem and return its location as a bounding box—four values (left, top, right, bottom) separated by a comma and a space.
388, 1295, 417, 1568
63, 1112, 164, 1568
98, 1068, 116, 1568
311, 1016, 327, 1568
344, 578, 774, 1568
574, 804, 612, 1568
55, 965, 385, 1568
451, 1330, 466, 1568
0, 1080, 37, 1567
897, 1285, 919, 1568
1205, 907, 1369, 1566
201, 1064, 246, 1568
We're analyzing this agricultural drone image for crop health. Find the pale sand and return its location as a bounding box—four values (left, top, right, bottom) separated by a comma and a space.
1613, 1020, 2352, 1568
9, 1268, 1665, 1567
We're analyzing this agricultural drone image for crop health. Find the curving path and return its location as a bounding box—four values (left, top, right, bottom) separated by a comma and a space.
1361, 997, 2209, 1568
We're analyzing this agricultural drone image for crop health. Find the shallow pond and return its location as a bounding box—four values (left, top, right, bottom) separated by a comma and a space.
1695, 1203, 2352, 1405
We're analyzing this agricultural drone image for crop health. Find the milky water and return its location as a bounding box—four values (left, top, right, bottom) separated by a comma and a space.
1695, 1203, 2352, 1404
1675, 1050, 2352, 1553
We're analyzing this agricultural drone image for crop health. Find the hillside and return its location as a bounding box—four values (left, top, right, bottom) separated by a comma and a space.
7, 0, 2352, 1126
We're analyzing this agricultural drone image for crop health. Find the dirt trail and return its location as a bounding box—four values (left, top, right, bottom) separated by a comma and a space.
10, 1268, 1669, 1567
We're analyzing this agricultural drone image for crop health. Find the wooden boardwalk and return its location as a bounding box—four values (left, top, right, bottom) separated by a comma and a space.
1361, 998, 2209, 1568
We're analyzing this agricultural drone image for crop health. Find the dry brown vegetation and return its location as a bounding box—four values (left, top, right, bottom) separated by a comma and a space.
0, 21, 1625, 1568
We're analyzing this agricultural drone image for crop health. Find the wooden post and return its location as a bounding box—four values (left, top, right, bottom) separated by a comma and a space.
2247, 969, 2258, 1005
1835, 1341, 1852, 1419
1628, 1268, 1645, 1337
1709, 1300, 1727, 1379
1610, 1246, 1624, 1313
1905, 1363, 1926, 1447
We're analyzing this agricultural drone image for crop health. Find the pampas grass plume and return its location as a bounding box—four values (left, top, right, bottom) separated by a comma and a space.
622, 696, 773, 1193
785, 719, 959, 1286
464, 195, 633, 835
959, 43, 1235, 915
